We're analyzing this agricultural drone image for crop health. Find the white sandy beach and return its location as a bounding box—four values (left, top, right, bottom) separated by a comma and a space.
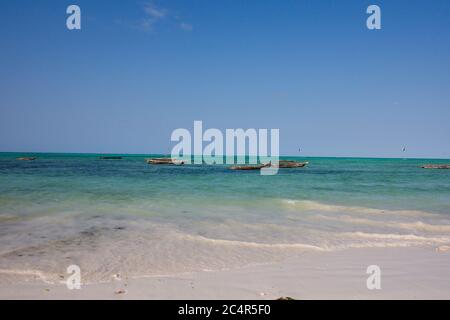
1, 246, 449, 300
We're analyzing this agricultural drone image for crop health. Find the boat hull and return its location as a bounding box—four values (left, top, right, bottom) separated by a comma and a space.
421, 164, 450, 169
146, 158, 185, 165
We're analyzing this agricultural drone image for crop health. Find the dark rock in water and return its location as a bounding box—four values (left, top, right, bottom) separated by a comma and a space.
100, 156, 123, 160
80, 229, 97, 237
277, 296, 295, 300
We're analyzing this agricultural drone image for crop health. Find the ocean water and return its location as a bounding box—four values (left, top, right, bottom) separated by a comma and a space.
0, 153, 450, 284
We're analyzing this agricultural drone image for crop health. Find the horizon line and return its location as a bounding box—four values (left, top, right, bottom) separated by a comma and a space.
0, 151, 449, 161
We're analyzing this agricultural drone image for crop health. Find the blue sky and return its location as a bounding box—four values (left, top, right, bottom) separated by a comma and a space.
1, 0, 449, 157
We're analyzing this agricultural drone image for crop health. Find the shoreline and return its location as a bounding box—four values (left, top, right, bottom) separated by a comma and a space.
1, 246, 449, 300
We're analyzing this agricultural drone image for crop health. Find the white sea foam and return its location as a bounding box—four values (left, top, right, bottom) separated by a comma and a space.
312, 214, 450, 233
2, 225, 450, 286
177, 232, 327, 251
282, 199, 438, 217
1, 204, 450, 286
0, 268, 54, 284
339, 231, 450, 243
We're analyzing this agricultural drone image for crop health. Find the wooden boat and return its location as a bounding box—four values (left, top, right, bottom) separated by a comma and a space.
146, 158, 185, 165
229, 160, 308, 170
421, 164, 450, 169
229, 163, 271, 170
146, 158, 172, 164
100, 156, 122, 160
16, 157, 37, 161
277, 160, 308, 168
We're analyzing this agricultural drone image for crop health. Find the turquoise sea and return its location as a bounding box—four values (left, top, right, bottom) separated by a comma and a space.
1, 153, 450, 284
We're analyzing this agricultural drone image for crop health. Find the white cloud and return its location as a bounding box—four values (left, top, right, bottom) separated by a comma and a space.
144, 3, 167, 19
131, 2, 193, 32
180, 22, 193, 31
137, 2, 167, 30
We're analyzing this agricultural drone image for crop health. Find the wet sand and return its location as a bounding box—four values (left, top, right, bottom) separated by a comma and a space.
1, 246, 449, 299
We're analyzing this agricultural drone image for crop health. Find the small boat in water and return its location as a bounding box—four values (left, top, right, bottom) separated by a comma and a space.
230, 160, 309, 170
229, 160, 308, 170
16, 157, 37, 161
229, 163, 271, 170
421, 164, 450, 169
146, 158, 185, 165
100, 156, 123, 160
277, 160, 308, 168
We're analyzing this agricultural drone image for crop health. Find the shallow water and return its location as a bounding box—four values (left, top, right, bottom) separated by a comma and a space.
0, 153, 449, 284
